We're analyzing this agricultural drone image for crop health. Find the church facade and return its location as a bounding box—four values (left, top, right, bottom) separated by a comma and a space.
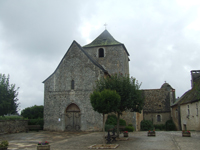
43, 30, 130, 131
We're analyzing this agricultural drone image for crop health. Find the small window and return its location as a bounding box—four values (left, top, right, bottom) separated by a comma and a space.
196, 104, 198, 116
99, 48, 104, 57
157, 115, 161, 122
175, 109, 178, 118
71, 80, 74, 89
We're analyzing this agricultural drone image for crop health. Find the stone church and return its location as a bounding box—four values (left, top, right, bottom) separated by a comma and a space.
142, 82, 175, 125
43, 30, 130, 131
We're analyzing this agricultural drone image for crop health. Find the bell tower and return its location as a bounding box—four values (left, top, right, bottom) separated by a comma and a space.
83, 30, 130, 75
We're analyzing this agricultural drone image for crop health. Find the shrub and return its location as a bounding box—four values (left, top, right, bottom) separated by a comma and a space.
21, 105, 44, 119
128, 123, 133, 127
165, 120, 176, 131
119, 119, 126, 126
0, 116, 25, 120
105, 124, 115, 131
140, 120, 153, 131
0, 141, 9, 148
154, 124, 165, 131
28, 119, 44, 129
105, 115, 127, 131
125, 126, 134, 132
105, 115, 117, 125
105, 115, 126, 126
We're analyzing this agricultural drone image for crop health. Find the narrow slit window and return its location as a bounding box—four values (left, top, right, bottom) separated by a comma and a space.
157, 115, 161, 122
99, 48, 104, 57
71, 80, 74, 89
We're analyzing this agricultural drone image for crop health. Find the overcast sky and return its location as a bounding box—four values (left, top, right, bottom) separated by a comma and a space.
0, 0, 200, 113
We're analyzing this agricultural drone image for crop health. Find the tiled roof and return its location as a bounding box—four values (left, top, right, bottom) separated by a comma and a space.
83, 30, 122, 47
83, 30, 129, 56
172, 78, 200, 106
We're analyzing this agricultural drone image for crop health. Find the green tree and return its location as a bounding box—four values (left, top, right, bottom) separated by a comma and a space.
95, 73, 144, 137
0, 74, 19, 116
21, 105, 44, 119
90, 89, 120, 144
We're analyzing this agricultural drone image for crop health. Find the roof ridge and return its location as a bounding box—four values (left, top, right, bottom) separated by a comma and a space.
43, 40, 108, 83
83, 30, 129, 56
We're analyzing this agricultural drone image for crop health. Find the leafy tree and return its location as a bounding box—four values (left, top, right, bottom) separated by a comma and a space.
95, 73, 144, 137
90, 89, 120, 144
0, 74, 19, 116
21, 105, 44, 119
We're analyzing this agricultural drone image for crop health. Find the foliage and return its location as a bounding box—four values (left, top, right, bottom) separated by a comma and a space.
140, 120, 153, 131
128, 123, 133, 127
38, 141, 49, 145
94, 73, 144, 136
154, 124, 165, 131
105, 115, 117, 125
125, 126, 134, 132
182, 130, 190, 133
0, 115, 25, 120
105, 124, 115, 131
90, 89, 121, 115
90, 89, 121, 144
105, 115, 126, 126
95, 73, 144, 113
165, 120, 176, 131
0, 74, 19, 116
0, 140, 9, 148
119, 119, 126, 126
21, 105, 44, 119
28, 118, 44, 129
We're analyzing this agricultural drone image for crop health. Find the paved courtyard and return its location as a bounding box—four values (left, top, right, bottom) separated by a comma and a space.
0, 131, 200, 150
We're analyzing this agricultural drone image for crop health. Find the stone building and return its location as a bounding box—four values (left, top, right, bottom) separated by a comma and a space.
43, 30, 130, 131
171, 70, 200, 131
142, 83, 175, 125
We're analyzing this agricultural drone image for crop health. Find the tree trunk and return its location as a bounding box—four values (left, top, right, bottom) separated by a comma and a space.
102, 113, 106, 144
117, 113, 120, 137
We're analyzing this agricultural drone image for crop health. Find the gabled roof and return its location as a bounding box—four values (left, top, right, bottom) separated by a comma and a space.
171, 90, 190, 107
83, 30, 130, 56
179, 78, 200, 105
171, 78, 200, 106
43, 40, 108, 83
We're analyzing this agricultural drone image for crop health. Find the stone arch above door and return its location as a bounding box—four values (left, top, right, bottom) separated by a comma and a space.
65, 103, 81, 131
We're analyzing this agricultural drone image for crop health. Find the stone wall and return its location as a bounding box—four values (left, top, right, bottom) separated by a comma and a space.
143, 112, 171, 125
43, 42, 103, 131
142, 89, 170, 113
142, 88, 171, 125
171, 105, 181, 130
84, 45, 129, 75
121, 111, 135, 126
180, 101, 200, 131
136, 111, 143, 131
0, 120, 28, 134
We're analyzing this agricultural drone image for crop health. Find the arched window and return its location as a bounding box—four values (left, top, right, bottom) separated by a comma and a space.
71, 80, 74, 89
99, 48, 104, 57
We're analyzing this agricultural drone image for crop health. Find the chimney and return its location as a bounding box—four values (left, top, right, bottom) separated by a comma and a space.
191, 70, 200, 88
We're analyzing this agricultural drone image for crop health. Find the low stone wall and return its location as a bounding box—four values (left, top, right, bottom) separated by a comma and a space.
0, 120, 28, 134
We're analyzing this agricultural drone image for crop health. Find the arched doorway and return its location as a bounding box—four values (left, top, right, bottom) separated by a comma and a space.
65, 103, 81, 131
